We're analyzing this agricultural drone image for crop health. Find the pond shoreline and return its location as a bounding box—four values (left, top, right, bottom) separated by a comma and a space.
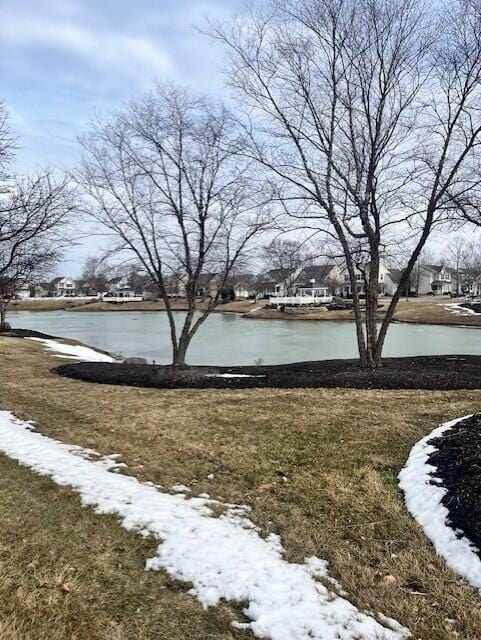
10, 297, 481, 328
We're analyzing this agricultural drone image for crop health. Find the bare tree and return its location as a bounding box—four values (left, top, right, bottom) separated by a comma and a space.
81, 255, 110, 293
262, 238, 313, 294
76, 84, 271, 366
212, 0, 481, 367
0, 104, 74, 329
460, 239, 481, 295
446, 236, 468, 295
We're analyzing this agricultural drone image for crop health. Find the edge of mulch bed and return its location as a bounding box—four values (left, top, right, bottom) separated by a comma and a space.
1, 328, 58, 340
399, 414, 481, 589
55, 355, 481, 390
460, 302, 481, 314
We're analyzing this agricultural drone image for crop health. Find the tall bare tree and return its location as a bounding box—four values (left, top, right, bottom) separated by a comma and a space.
446, 236, 468, 295
213, 0, 481, 367
0, 103, 74, 330
77, 84, 271, 366
262, 238, 313, 294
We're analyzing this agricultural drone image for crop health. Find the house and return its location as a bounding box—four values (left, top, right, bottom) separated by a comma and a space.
14, 283, 32, 299
293, 264, 340, 297
74, 281, 99, 297
223, 273, 257, 299
50, 277, 77, 297
253, 267, 304, 298
104, 276, 138, 299
33, 282, 54, 297
410, 264, 459, 296
338, 262, 401, 297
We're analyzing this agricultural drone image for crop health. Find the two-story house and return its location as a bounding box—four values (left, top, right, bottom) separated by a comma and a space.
338, 262, 401, 297
412, 265, 458, 296
50, 277, 77, 297
293, 264, 341, 297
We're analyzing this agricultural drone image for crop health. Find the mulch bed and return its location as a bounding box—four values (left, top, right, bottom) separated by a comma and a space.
460, 303, 481, 314
56, 355, 481, 390
1, 329, 57, 339
428, 414, 481, 553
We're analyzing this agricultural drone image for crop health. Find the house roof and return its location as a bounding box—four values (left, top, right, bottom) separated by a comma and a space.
423, 264, 457, 275
50, 276, 64, 285
387, 268, 402, 284
265, 267, 297, 282
296, 264, 335, 285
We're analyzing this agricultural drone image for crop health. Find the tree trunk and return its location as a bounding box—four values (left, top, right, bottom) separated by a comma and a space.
0, 301, 8, 332
172, 337, 189, 367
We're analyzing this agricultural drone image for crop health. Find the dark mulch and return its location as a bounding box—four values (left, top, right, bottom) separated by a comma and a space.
1, 328, 57, 339
461, 302, 481, 314
428, 414, 481, 553
56, 355, 481, 390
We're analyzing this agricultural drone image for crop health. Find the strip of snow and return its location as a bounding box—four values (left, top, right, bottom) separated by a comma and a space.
0, 411, 408, 640
443, 303, 478, 317
398, 414, 481, 589
206, 373, 266, 378
28, 337, 116, 362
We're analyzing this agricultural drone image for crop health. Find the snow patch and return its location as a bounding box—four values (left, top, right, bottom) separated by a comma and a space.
28, 337, 116, 362
205, 373, 266, 378
443, 303, 478, 317
398, 414, 481, 589
0, 411, 409, 640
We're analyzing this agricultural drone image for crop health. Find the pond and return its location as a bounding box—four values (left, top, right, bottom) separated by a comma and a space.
8, 309, 481, 366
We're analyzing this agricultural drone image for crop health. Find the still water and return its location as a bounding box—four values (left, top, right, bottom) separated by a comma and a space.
9, 310, 481, 365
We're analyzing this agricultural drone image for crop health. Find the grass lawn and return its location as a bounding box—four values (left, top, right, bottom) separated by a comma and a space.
0, 336, 480, 638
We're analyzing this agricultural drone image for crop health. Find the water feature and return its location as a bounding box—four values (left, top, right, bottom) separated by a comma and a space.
8, 309, 481, 366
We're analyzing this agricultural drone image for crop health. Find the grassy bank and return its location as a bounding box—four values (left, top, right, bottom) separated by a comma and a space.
0, 336, 480, 638
8, 297, 259, 315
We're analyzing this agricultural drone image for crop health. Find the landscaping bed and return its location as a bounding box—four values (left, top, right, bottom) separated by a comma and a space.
56, 354, 481, 390
460, 302, 481, 314
428, 414, 481, 556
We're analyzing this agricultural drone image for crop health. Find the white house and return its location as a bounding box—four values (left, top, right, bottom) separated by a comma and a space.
412, 264, 458, 296
50, 277, 77, 297
338, 262, 401, 297
14, 284, 32, 299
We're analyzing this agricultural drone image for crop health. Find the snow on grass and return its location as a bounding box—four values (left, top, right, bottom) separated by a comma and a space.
28, 337, 116, 362
0, 410, 409, 640
398, 414, 481, 589
443, 303, 478, 317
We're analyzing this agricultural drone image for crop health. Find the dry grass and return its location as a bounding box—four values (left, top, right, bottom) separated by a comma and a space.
9, 298, 92, 312
392, 298, 481, 326
9, 297, 260, 316
0, 336, 481, 638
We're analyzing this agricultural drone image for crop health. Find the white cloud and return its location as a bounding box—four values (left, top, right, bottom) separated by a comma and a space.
1, 13, 175, 81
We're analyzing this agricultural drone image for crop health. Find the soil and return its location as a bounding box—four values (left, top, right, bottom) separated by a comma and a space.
55, 354, 481, 390
428, 413, 481, 554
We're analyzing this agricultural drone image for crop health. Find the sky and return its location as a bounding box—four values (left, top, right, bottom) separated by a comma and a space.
0, 0, 244, 274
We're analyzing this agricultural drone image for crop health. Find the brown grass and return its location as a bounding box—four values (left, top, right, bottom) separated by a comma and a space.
0, 336, 480, 638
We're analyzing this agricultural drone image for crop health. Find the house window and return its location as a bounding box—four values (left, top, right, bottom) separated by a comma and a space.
356, 273, 363, 281
344, 274, 350, 282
